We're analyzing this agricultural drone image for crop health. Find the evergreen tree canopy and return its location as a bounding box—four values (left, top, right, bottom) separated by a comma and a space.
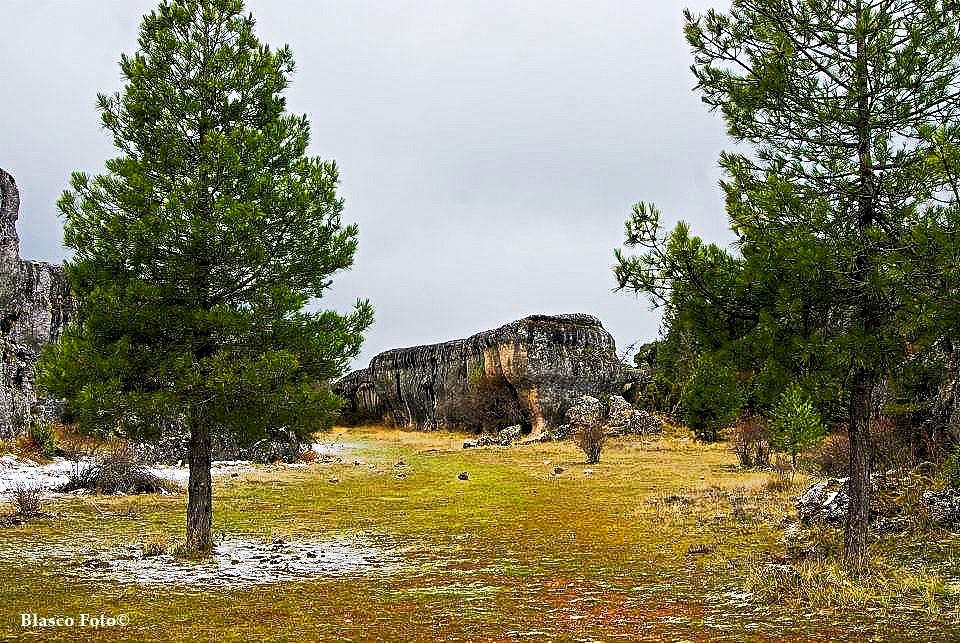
617, 0, 960, 573
769, 384, 826, 466
38, 0, 372, 552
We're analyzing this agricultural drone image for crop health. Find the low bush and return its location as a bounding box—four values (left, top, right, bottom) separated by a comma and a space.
765, 454, 797, 492
15, 419, 57, 459
809, 432, 849, 476
8, 483, 43, 517
726, 415, 771, 469
871, 417, 915, 472
567, 395, 606, 464
809, 417, 916, 476
141, 534, 169, 557
60, 442, 181, 495
575, 419, 606, 465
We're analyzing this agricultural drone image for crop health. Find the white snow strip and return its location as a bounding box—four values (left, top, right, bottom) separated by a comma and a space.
0, 454, 252, 494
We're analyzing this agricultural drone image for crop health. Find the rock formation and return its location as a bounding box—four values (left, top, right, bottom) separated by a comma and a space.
557, 394, 663, 440
0, 168, 75, 438
334, 313, 644, 436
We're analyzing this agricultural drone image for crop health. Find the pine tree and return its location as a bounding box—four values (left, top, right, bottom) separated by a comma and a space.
769, 385, 825, 467
38, 0, 373, 554
617, 1, 960, 574
681, 352, 743, 442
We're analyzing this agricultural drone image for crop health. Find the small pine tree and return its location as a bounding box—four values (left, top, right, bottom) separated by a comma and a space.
681, 354, 742, 442
769, 385, 825, 467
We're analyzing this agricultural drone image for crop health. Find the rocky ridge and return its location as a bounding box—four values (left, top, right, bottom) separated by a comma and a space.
0, 168, 75, 438
335, 314, 645, 437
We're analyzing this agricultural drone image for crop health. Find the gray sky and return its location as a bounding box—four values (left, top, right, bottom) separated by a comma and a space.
1, 0, 732, 368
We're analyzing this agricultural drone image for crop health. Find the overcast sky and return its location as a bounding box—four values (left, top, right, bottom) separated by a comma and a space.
1, 0, 732, 368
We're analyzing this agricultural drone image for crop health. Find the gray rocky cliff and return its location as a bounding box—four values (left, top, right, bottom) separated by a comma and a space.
0, 168, 75, 437
334, 313, 644, 436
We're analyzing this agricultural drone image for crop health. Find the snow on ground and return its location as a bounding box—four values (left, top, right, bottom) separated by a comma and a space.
101, 536, 398, 586
0, 454, 253, 494
0, 440, 359, 495
311, 440, 365, 457
0, 454, 79, 494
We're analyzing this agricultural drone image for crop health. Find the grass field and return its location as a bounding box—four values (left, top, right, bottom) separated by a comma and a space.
2, 426, 959, 641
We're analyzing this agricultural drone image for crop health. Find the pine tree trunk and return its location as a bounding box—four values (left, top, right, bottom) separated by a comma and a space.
845, 6, 875, 578
844, 369, 873, 575
185, 418, 213, 555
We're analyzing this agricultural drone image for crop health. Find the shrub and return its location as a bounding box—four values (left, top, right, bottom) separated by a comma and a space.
765, 454, 797, 492
726, 415, 771, 469
870, 416, 914, 472
8, 483, 43, 517
575, 419, 606, 465
681, 353, 742, 442
16, 419, 57, 459
810, 418, 916, 476
810, 432, 849, 476
569, 396, 606, 464
769, 385, 825, 467
141, 534, 170, 557
60, 442, 181, 495
942, 448, 960, 489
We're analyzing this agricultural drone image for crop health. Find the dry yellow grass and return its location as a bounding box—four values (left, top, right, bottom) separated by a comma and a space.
0, 425, 957, 641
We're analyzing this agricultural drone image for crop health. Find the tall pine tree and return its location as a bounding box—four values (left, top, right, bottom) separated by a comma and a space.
39, 0, 372, 554
617, 0, 960, 573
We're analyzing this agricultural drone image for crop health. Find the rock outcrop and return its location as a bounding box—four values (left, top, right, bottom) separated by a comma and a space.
922, 488, 960, 527
0, 168, 75, 438
796, 465, 945, 529
334, 314, 643, 437
560, 393, 663, 439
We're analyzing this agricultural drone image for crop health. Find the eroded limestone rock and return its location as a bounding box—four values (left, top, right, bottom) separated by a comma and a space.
604, 394, 663, 436
335, 314, 644, 437
924, 488, 960, 527
0, 168, 75, 437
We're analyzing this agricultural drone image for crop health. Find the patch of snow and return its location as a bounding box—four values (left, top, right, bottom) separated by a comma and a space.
145, 460, 252, 487
310, 441, 363, 457
0, 455, 81, 494
102, 536, 397, 587
0, 454, 252, 495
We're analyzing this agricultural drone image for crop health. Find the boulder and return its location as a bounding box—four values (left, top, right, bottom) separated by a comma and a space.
565, 395, 605, 432
625, 410, 663, 436
522, 430, 554, 444
334, 314, 645, 437
0, 168, 76, 438
797, 470, 941, 528
796, 477, 850, 525
604, 395, 663, 436
463, 428, 520, 450
561, 394, 662, 440
497, 425, 522, 446
606, 395, 634, 428
923, 488, 960, 527
477, 434, 498, 447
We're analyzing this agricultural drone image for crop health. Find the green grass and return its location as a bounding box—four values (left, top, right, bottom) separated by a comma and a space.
1, 426, 958, 641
